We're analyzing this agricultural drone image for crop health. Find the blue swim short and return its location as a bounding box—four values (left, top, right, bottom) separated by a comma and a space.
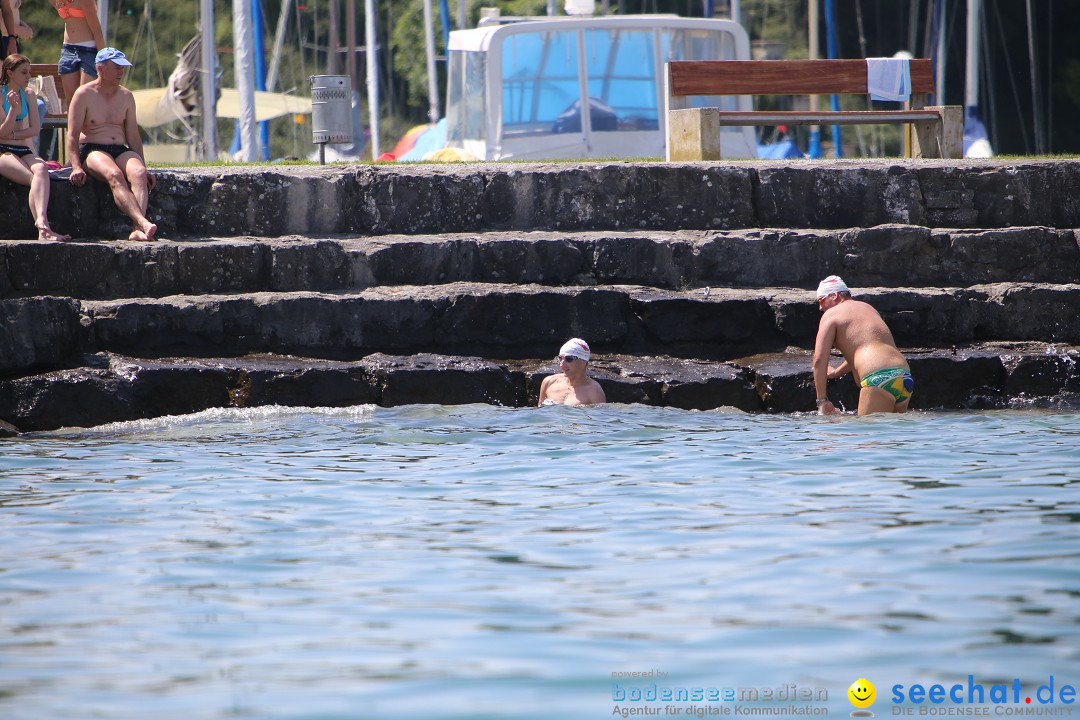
58, 44, 99, 77
860, 367, 914, 404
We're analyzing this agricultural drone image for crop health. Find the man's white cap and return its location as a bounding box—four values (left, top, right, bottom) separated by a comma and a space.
559, 338, 591, 362
816, 275, 850, 300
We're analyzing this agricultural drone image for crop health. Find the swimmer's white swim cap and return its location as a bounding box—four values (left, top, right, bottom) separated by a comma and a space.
816, 275, 850, 300
559, 338, 591, 362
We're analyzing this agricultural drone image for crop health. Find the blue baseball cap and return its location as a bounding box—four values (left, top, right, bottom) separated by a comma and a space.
95, 47, 133, 67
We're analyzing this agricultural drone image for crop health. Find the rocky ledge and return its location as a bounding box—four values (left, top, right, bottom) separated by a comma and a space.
2, 160, 1080, 240
1, 344, 1076, 434
3, 282, 1079, 373
2, 226, 1077, 300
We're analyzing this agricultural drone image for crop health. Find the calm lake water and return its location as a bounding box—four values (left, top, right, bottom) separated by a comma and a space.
2, 404, 1078, 720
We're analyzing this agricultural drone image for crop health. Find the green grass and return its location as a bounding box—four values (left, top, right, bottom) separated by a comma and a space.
144, 153, 1080, 169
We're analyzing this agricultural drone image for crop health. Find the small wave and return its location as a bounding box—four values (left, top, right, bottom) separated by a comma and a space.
46, 403, 380, 437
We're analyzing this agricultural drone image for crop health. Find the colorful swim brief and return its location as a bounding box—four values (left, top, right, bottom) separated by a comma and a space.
860, 367, 914, 404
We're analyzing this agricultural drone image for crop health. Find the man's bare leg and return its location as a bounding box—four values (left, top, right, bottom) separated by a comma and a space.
85, 151, 156, 240
858, 386, 901, 416
118, 152, 151, 215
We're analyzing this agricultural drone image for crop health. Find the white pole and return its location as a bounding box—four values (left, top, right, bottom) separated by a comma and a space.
730, 0, 740, 26
423, 0, 440, 123
964, 0, 980, 109
365, 0, 381, 157
233, 0, 259, 161
200, 0, 218, 161
98, 0, 108, 44
267, 0, 293, 92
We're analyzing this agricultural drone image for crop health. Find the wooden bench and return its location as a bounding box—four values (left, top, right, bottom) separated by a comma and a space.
664, 58, 962, 161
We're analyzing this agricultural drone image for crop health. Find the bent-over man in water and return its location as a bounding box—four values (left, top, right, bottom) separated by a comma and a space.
538, 338, 606, 406
67, 47, 157, 241
812, 275, 914, 416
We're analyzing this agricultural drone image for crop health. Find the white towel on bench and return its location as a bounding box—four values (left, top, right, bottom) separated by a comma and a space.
866, 58, 910, 102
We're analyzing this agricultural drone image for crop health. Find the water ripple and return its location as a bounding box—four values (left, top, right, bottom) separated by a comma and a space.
1, 406, 1078, 719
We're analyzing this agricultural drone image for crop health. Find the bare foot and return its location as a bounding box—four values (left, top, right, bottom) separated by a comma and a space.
128, 229, 150, 242
137, 220, 158, 240
37, 225, 71, 242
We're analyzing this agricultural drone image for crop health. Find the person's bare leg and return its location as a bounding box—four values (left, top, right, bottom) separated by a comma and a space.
85, 152, 156, 240
118, 152, 151, 215
1, 153, 65, 241
23, 156, 70, 241
858, 386, 899, 416
0, 152, 37, 236
60, 71, 80, 113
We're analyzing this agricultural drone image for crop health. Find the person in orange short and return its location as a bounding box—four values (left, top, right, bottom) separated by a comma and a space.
50, 0, 105, 110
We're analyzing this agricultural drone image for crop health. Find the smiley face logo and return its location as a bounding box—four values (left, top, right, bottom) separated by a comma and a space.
848, 678, 876, 709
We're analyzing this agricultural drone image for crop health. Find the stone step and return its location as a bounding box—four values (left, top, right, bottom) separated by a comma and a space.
2, 226, 1078, 300
3, 282, 1078, 373
2, 345, 1077, 433
3, 161, 1080, 240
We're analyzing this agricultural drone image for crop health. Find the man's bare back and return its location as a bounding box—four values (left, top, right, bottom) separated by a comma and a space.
820, 299, 908, 382
813, 276, 912, 416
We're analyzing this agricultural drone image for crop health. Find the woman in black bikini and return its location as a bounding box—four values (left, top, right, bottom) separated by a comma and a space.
1, 54, 70, 242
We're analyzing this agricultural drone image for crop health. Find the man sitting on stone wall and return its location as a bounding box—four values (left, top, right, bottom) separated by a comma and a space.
538, 338, 607, 406
66, 47, 157, 241
813, 275, 914, 416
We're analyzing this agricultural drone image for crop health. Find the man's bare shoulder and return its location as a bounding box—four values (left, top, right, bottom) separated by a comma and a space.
70, 82, 98, 103
824, 299, 875, 322
581, 377, 606, 404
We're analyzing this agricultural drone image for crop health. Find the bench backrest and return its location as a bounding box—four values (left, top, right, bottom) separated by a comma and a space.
668, 59, 934, 98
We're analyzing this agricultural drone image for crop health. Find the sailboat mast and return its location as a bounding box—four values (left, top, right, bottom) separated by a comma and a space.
200, 0, 218, 160
266, 0, 293, 92
234, 0, 259, 161
347, 0, 358, 91
253, 0, 270, 161
98, 0, 108, 43
424, 0, 441, 123
365, 0, 381, 157
964, 0, 980, 109
1024, 0, 1044, 153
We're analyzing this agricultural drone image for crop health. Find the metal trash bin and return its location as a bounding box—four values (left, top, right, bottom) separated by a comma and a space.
309, 75, 353, 164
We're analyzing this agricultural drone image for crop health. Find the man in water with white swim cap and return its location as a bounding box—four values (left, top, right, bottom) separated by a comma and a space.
538, 338, 606, 406
812, 275, 913, 416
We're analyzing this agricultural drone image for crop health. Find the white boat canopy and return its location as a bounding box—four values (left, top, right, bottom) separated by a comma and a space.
445, 16, 756, 160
